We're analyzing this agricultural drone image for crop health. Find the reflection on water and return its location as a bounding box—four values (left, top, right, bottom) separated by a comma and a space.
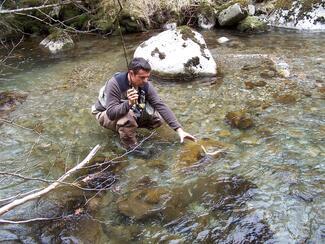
0, 29, 324, 243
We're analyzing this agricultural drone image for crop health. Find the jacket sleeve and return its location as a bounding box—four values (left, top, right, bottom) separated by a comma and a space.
146, 82, 182, 130
105, 78, 130, 120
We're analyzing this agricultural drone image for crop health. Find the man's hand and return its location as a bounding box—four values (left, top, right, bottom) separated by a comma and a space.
127, 88, 138, 106
176, 128, 196, 143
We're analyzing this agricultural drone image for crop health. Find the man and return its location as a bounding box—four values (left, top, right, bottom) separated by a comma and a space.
92, 57, 195, 150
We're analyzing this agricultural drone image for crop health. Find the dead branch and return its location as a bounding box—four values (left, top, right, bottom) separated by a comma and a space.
0, 1, 80, 14
36, 8, 98, 34
0, 216, 62, 224
0, 144, 101, 216
0, 189, 41, 204
0, 35, 24, 64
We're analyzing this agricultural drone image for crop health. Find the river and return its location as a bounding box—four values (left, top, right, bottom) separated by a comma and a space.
0, 28, 324, 243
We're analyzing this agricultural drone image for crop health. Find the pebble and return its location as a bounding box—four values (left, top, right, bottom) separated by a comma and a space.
217, 37, 230, 44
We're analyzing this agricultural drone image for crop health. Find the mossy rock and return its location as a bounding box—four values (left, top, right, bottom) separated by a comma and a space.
237, 16, 267, 33
274, 0, 294, 10
119, 11, 147, 33
225, 110, 254, 129
18, 0, 47, 7
215, 0, 249, 13
59, 5, 89, 29
198, 1, 217, 17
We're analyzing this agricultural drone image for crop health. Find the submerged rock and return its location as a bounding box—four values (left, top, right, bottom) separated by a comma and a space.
225, 110, 254, 129
0, 91, 27, 119
117, 187, 170, 220
244, 80, 267, 89
134, 26, 217, 80
40, 30, 74, 54
218, 3, 247, 26
274, 94, 297, 104
237, 16, 267, 33
177, 138, 228, 167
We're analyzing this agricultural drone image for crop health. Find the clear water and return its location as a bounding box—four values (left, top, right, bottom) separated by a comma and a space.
0, 29, 324, 243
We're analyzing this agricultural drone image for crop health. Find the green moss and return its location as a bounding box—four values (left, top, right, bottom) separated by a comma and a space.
18, 0, 54, 7
301, 0, 322, 12
237, 16, 267, 33
198, 1, 216, 17
60, 6, 89, 29
215, 0, 249, 13
178, 25, 196, 41
274, 0, 293, 10
48, 28, 65, 41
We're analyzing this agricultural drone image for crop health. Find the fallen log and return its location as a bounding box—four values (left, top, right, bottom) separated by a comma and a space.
0, 144, 100, 217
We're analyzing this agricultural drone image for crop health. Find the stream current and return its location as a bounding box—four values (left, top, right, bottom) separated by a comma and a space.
0, 28, 324, 243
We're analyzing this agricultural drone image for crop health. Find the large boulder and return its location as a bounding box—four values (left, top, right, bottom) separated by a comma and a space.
218, 3, 247, 26
40, 29, 74, 54
266, 1, 325, 30
134, 26, 217, 80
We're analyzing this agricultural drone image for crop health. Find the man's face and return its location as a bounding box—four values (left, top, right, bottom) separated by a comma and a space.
129, 69, 150, 87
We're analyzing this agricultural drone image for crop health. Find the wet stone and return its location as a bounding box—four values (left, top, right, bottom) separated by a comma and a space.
274, 94, 297, 104
212, 214, 273, 243
289, 184, 316, 202
136, 175, 156, 187
177, 138, 228, 167
0, 230, 19, 242
0, 91, 27, 119
225, 110, 254, 129
318, 87, 325, 93
218, 129, 231, 137
117, 187, 170, 220
260, 69, 276, 79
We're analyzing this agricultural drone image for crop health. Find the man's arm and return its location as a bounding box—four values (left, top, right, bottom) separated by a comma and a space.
147, 83, 196, 142
146, 83, 181, 130
105, 78, 130, 121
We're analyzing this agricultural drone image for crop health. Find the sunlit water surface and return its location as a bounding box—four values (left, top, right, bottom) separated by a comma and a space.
0, 29, 324, 243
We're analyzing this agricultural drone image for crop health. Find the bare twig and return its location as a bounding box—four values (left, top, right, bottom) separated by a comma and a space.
0, 144, 101, 216
0, 119, 47, 137
36, 8, 98, 34
0, 35, 24, 64
0, 217, 62, 224
0, 189, 41, 203
0, 1, 79, 14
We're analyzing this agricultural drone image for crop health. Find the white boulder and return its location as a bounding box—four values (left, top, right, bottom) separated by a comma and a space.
40, 30, 74, 54
134, 27, 217, 80
267, 1, 325, 31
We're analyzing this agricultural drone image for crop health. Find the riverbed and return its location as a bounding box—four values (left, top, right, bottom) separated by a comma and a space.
0, 28, 324, 243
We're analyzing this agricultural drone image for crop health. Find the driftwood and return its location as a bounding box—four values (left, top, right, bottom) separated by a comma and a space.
0, 1, 80, 14
0, 144, 100, 216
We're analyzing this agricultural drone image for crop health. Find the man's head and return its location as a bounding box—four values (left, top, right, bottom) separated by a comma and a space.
128, 57, 151, 87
